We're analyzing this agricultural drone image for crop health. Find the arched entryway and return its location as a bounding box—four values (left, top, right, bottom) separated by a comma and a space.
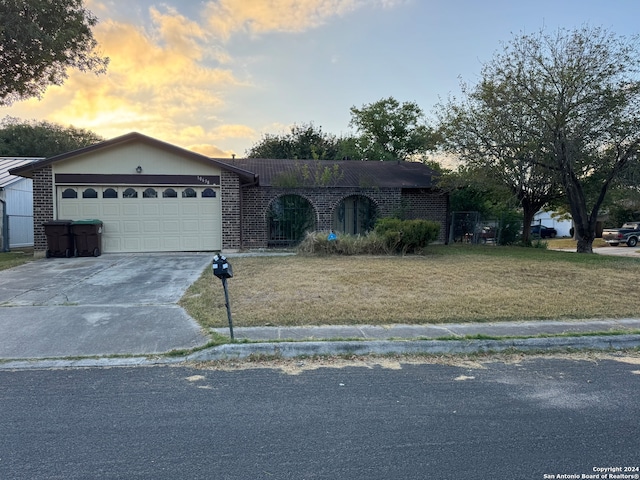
267, 194, 316, 246
332, 195, 378, 235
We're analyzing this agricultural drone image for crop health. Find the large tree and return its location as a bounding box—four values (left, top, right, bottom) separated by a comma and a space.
437, 79, 562, 243
0, 0, 108, 105
0, 117, 103, 157
447, 27, 640, 252
246, 122, 354, 160
349, 97, 435, 161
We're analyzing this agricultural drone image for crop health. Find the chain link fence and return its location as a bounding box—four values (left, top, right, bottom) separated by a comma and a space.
449, 211, 501, 245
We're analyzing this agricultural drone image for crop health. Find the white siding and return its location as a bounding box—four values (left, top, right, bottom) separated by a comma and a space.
533, 211, 573, 237
5, 178, 34, 247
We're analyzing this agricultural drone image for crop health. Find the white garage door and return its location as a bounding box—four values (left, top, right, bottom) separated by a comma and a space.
57, 185, 221, 252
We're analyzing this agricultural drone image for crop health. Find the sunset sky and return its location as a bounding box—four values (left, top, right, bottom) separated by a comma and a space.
4, 0, 640, 158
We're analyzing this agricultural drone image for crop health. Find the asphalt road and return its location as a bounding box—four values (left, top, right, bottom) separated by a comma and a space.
1, 355, 639, 480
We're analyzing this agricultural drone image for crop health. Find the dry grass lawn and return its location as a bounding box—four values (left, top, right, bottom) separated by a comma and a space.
180, 245, 640, 329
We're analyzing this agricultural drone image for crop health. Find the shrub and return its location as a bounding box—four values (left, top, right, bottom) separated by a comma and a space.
296, 218, 440, 256
496, 210, 522, 245
374, 218, 440, 254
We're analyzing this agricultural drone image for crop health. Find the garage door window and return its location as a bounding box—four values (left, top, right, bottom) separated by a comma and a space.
182, 188, 196, 198
83, 188, 98, 198
202, 188, 216, 198
123, 188, 138, 198
143, 188, 157, 198
163, 188, 177, 198
62, 188, 77, 199
103, 188, 118, 198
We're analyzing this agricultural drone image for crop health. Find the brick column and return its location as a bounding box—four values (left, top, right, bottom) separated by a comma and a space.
32, 166, 54, 256
221, 171, 241, 250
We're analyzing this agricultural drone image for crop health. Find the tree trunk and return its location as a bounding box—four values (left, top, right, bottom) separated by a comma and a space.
575, 235, 594, 253
520, 193, 549, 244
555, 141, 597, 254
521, 205, 538, 244
571, 204, 596, 253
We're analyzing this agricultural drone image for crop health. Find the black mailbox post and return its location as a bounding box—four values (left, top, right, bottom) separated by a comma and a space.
212, 254, 233, 279
212, 254, 234, 339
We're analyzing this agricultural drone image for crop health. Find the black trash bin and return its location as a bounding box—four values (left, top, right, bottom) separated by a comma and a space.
43, 220, 74, 258
71, 220, 103, 257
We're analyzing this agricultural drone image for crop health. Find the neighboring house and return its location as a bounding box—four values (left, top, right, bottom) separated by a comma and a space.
0, 158, 40, 251
533, 210, 573, 237
9, 132, 448, 256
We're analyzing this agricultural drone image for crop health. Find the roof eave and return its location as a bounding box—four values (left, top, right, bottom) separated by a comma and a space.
7, 133, 260, 181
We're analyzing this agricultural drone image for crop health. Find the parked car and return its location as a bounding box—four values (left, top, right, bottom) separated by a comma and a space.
530, 224, 557, 238
601, 222, 640, 247
480, 226, 496, 243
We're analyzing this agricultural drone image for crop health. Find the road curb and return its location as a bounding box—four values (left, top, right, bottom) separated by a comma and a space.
186, 334, 640, 361
2, 334, 639, 370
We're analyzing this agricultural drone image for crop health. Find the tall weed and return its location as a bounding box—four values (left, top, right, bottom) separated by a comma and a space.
297, 218, 440, 256
297, 231, 392, 255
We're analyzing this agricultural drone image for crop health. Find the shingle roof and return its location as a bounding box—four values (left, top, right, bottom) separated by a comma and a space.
217, 158, 438, 189
6, 132, 438, 189
0, 158, 41, 188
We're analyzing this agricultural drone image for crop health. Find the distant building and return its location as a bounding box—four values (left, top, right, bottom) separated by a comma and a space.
533, 210, 573, 237
1, 158, 40, 251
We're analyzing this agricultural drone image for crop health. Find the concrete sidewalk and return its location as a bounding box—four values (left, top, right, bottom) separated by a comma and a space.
211, 318, 640, 342
3, 318, 640, 370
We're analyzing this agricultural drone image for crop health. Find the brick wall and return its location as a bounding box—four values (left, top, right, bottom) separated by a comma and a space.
32, 166, 54, 254
238, 186, 448, 248
401, 189, 449, 243
30, 166, 449, 252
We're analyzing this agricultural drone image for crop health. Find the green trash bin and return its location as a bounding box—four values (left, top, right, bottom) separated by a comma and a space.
43, 220, 74, 258
71, 220, 103, 257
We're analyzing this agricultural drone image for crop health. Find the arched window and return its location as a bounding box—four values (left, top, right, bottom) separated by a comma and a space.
103, 188, 118, 198
268, 195, 315, 247
143, 188, 157, 198
202, 188, 216, 198
163, 188, 177, 198
182, 188, 196, 198
62, 188, 77, 199
332, 195, 378, 235
82, 188, 98, 199
123, 188, 138, 198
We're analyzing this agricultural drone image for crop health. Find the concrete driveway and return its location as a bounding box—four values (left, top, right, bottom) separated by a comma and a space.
594, 245, 640, 257
0, 253, 212, 360
554, 245, 640, 257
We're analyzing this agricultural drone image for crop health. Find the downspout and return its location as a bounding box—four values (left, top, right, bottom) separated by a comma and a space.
0, 197, 8, 252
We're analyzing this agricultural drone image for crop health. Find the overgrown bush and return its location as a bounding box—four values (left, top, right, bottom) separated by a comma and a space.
496, 210, 521, 245
374, 218, 440, 254
297, 218, 440, 255
604, 205, 640, 228
297, 231, 391, 255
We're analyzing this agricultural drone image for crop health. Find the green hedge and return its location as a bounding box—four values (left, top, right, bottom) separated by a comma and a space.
374, 218, 440, 254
